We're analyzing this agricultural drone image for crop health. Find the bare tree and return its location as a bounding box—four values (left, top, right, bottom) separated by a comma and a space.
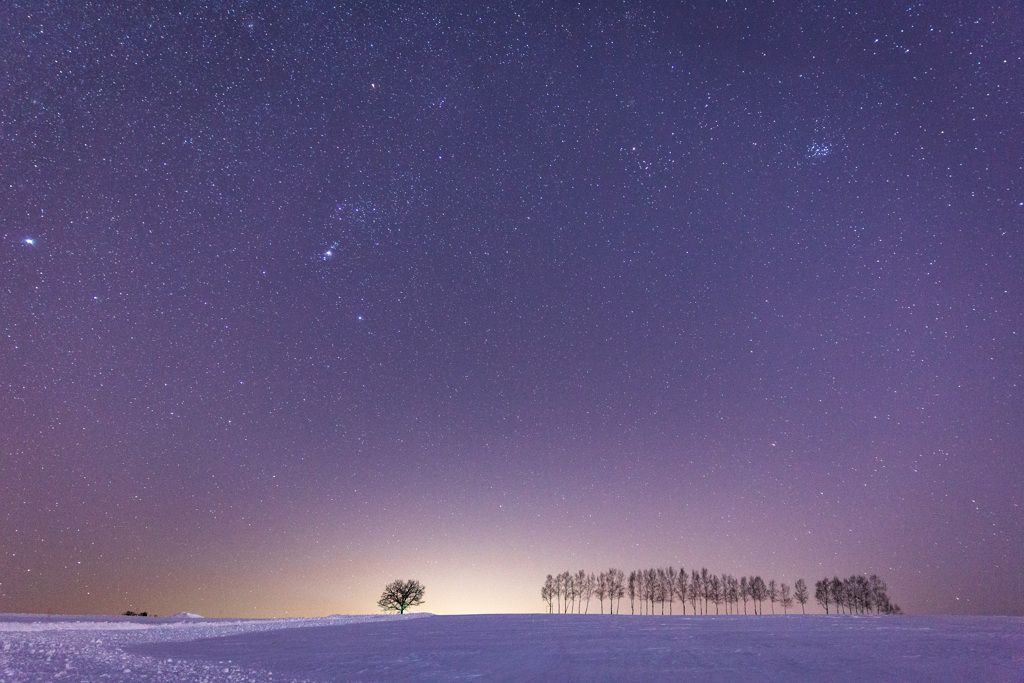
709, 575, 722, 615
666, 567, 677, 615
654, 568, 665, 615
637, 570, 646, 615
561, 572, 573, 613
675, 568, 688, 615
634, 569, 644, 615
767, 580, 778, 615
610, 571, 620, 614
739, 576, 750, 615
700, 568, 710, 614
720, 575, 729, 615
689, 572, 702, 615
750, 576, 767, 615
637, 570, 644, 615
542, 575, 554, 613
727, 575, 739, 615
377, 579, 425, 614
830, 577, 845, 615
855, 575, 871, 614
647, 569, 656, 615
815, 578, 831, 614
637, 569, 648, 615
636, 570, 645, 615
595, 572, 608, 614
794, 579, 808, 614
574, 571, 585, 614
780, 583, 793, 615
628, 571, 637, 615
581, 572, 595, 614
638, 569, 647, 618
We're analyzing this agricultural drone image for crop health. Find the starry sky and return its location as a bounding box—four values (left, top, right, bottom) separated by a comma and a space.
2, 2, 1022, 618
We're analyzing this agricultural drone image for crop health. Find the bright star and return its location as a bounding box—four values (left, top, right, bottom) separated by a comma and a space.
24, 238, 35, 245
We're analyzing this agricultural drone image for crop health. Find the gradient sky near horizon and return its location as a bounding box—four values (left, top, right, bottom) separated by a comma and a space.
2, 2, 1022, 618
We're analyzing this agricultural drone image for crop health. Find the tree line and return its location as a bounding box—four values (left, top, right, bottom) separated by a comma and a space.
541, 568, 900, 616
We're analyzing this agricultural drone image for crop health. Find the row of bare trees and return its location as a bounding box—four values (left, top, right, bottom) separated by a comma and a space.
814, 575, 901, 615
541, 569, 627, 615
542, 567, 899, 615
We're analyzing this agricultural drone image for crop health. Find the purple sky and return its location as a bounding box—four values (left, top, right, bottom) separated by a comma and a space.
2, 2, 1022, 618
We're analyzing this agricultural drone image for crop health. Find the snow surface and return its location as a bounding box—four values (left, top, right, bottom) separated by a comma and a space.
1, 612, 1022, 682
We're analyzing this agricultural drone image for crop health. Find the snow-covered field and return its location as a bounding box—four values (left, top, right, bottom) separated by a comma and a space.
1, 612, 1022, 682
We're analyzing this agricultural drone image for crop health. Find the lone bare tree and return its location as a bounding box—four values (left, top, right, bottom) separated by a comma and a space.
378, 579, 426, 614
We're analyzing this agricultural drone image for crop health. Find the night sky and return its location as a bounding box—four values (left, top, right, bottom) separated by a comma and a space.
2, 2, 1022, 618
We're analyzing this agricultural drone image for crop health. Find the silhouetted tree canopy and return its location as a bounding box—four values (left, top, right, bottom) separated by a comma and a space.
377, 579, 426, 614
